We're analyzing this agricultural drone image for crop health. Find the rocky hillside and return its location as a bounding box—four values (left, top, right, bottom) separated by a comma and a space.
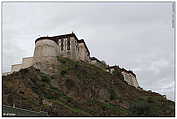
2, 57, 175, 116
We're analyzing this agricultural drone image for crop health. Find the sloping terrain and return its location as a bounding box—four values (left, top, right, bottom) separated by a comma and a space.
2, 57, 175, 116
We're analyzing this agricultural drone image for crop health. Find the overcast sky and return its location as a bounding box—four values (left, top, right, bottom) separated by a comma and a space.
2, 2, 175, 101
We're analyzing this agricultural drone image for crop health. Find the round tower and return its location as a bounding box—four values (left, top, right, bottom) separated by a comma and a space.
33, 37, 59, 69
34, 38, 59, 57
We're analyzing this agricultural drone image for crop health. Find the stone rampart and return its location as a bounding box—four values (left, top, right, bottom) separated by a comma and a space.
11, 64, 23, 72
22, 57, 33, 69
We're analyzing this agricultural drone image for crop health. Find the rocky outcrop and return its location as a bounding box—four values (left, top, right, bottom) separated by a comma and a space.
3, 57, 175, 116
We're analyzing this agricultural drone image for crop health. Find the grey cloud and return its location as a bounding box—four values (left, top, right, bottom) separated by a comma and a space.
2, 2, 175, 101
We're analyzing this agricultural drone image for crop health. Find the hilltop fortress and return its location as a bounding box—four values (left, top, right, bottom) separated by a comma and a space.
34, 33, 90, 62
5, 33, 139, 88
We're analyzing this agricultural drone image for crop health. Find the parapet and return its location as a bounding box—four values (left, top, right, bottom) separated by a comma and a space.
35, 33, 79, 45
22, 57, 33, 69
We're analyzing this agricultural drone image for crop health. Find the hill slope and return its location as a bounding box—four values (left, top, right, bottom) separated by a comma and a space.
2, 57, 175, 116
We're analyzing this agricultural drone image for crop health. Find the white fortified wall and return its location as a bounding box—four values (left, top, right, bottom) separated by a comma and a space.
79, 43, 89, 62
2, 72, 12, 76
11, 64, 23, 72
121, 71, 139, 88
131, 77, 139, 88
22, 57, 33, 69
11, 57, 34, 73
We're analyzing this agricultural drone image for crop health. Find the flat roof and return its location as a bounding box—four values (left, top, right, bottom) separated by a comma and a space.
35, 33, 79, 44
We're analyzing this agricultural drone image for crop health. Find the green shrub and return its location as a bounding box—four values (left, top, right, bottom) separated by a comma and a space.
128, 97, 161, 116
147, 96, 154, 103
102, 103, 115, 109
129, 100, 150, 116
109, 88, 118, 100
40, 73, 52, 83
60, 70, 67, 76
112, 70, 124, 80
87, 99, 97, 105
50, 87, 59, 91
45, 95, 56, 100
63, 96, 73, 103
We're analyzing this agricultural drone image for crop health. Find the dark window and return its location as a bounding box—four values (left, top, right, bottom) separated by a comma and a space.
67, 37, 70, 50
61, 39, 63, 51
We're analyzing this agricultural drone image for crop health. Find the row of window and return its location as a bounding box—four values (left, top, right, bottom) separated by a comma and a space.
60, 38, 71, 51
59, 38, 88, 54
